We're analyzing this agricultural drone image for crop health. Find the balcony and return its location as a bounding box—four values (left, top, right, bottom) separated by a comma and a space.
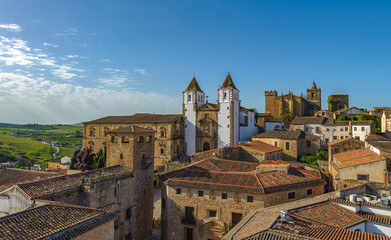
181, 216, 196, 225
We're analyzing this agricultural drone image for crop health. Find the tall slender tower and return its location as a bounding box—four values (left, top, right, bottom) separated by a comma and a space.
218, 73, 240, 148
307, 81, 321, 115
183, 76, 205, 155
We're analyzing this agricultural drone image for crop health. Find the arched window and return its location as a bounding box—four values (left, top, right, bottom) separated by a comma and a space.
111, 136, 115, 143
122, 136, 129, 143
146, 136, 152, 142
160, 148, 165, 155
223, 92, 227, 100
120, 153, 123, 159
88, 141, 95, 151
89, 127, 96, 137
187, 94, 191, 102
312, 93, 315, 98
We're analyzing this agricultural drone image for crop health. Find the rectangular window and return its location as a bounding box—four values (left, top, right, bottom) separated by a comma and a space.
222, 193, 228, 199
208, 210, 217, 218
316, 127, 320, 133
306, 141, 311, 147
325, 138, 329, 142
285, 142, 290, 150
185, 227, 193, 240
204, 114, 209, 119
333, 136, 337, 140
355, 136, 360, 140
177, 188, 182, 194
125, 232, 132, 240
354, 127, 357, 131
232, 212, 243, 225
126, 207, 132, 219
288, 192, 296, 200
185, 206, 194, 218
345, 127, 348, 131
357, 174, 369, 181
162, 197, 165, 210
340, 127, 343, 131
198, 191, 204, 197
305, 127, 309, 132
247, 196, 253, 202
307, 189, 313, 196
326, 128, 330, 131
274, 142, 277, 146
361, 127, 365, 131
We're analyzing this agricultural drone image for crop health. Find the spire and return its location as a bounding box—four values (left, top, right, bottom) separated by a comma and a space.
311, 81, 317, 89
185, 76, 202, 92
219, 72, 237, 90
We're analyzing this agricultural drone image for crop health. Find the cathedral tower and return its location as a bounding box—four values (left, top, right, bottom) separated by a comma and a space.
183, 76, 205, 155
217, 73, 240, 148
307, 81, 321, 115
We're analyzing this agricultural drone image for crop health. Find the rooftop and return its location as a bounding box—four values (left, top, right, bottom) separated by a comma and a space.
0, 204, 118, 240
252, 129, 318, 140
15, 165, 132, 199
327, 137, 363, 146
185, 76, 202, 92
240, 141, 282, 153
370, 141, 391, 153
107, 125, 155, 134
291, 117, 329, 125
161, 159, 323, 195
219, 73, 237, 90
0, 168, 57, 193
84, 113, 182, 124
333, 149, 386, 168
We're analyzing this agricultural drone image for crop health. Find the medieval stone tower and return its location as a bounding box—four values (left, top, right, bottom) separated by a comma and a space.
217, 73, 240, 148
307, 81, 321, 115
183, 77, 205, 155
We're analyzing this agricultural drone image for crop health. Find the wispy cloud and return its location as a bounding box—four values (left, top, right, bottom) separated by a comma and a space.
0, 72, 180, 123
42, 42, 58, 48
133, 68, 147, 75
54, 27, 81, 37
0, 35, 84, 80
0, 24, 22, 32
100, 59, 112, 63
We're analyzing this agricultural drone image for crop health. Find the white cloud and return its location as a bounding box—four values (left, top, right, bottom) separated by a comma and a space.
0, 72, 180, 124
54, 27, 82, 37
42, 42, 58, 48
0, 35, 84, 79
67, 54, 79, 58
100, 59, 112, 63
133, 68, 147, 75
0, 24, 22, 32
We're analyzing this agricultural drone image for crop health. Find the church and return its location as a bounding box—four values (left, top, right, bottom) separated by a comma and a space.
183, 73, 258, 155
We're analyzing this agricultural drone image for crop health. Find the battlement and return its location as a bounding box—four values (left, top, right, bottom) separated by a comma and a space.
264, 90, 278, 96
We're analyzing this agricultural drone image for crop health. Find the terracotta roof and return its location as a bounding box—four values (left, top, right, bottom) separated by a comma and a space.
185, 76, 202, 92
16, 165, 132, 199
161, 159, 323, 195
219, 73, 237, 90
327, 137, 363, 146
0, 204, 118, 240
244, 229, 318, 240
0, 168, 57, 193
253, 130, 318, 140
299, 227, 391, 240
240, 141, 283, 153
366, 133, 391, 142
333, 149, 386, 169
369, 142, 391, 153
330, 198, 391, 209
291, 117, 328, 125
362, 213, 391, 225
287, 201, 364, 228
107, 125, 155, 133
84, 113, 182, 124
198, 102, 219, 110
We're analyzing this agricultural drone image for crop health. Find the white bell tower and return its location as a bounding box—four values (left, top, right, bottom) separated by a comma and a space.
183, 76, 205, 155
217, 73, 240, 148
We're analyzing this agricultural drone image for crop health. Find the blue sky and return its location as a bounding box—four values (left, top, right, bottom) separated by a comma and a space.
0, 1, 391, 123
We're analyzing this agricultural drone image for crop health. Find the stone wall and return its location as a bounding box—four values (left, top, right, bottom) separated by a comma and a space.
74, 221, 115, 240
252, 138, 298, 161
161, 182, 324, 240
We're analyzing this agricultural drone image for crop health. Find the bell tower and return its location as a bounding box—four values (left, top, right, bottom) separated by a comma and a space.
217, 73, 240, 148
307, 81, 321, 115
183, 76, 205, 155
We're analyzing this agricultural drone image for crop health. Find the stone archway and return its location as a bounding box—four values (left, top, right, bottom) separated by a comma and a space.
203, 142, 210, 151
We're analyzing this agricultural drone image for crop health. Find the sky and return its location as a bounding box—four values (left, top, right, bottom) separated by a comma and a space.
1, 1, 391, 124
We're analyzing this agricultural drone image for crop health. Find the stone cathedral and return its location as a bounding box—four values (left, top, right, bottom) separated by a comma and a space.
183, 73, 258, 156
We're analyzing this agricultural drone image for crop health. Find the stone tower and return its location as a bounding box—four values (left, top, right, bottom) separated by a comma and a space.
218, 73, 240, 148
307, 81, 321, 115
105, 125, 155, 240
183, 76, 205, 155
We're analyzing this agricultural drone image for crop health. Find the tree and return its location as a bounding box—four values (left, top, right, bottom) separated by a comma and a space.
42, 161, 48, 171
74, 147, 95, 171
280, 108, 294, 124
69, 149, 80, 170
93, 148, 106, 169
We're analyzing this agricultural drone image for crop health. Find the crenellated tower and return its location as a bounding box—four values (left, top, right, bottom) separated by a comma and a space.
217, 73, 240, 148
183, 76, 205, 155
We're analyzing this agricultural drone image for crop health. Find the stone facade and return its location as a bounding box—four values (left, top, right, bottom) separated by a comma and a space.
382, 110, 391, 133
264, 82, 321, 120
74, 221, 115, 240
83, 114, 184, 171
328, 94, 349, 112
161, 159, 324, 240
